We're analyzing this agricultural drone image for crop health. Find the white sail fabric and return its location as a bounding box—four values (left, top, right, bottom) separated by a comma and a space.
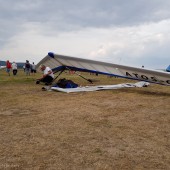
36, 52, 170, 86
50, 82, 150, 93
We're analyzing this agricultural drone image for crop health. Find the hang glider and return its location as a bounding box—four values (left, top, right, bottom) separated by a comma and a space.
166, 65, 170, 72
156, 65, 170, 72
36, 52, 170, 86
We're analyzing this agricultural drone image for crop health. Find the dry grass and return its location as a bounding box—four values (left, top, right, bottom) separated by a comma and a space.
0, 69, 170, 170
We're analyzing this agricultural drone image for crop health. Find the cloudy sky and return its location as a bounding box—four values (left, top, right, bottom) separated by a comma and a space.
0, 0, 170, 68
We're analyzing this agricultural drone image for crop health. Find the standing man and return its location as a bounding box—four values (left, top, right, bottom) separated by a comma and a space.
25, 60, 31, 76
36, 65, 54, 85
12, 62, 18, 75
31, 62, 36, 75
6, 60, 11, 76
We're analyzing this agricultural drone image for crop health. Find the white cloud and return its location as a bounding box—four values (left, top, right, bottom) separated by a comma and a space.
87, 20, 170, 67
1, 19, 170, 69
0, 1, 170, 69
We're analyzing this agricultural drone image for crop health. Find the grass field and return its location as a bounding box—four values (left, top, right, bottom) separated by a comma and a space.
0, 69, 170, 170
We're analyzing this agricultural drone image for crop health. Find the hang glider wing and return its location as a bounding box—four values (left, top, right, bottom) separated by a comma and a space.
36, 52, 170, 86
166, 65, 170, 72
51, 82, 150, 93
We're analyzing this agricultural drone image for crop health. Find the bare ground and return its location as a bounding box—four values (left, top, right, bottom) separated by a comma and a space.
0, 71, 170, 170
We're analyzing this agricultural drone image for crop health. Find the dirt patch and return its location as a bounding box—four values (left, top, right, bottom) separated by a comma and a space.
0, 73, 170, 169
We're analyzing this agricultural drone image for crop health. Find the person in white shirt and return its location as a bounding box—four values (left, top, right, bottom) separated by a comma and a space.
31, 62, 36, 75
12, 62, 18, 75
36, 65, 54, 85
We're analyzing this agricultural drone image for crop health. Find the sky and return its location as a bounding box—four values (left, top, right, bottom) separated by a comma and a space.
0, 0, 170, 69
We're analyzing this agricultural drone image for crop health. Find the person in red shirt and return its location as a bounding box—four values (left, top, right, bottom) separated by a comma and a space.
6, 60, 12, 76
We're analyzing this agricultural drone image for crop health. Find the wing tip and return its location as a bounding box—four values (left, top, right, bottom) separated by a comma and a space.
48, 52, 55, 58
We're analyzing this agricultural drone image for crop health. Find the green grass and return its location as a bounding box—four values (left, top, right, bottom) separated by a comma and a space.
0, 68, 132, 85
0, 69, 39, 84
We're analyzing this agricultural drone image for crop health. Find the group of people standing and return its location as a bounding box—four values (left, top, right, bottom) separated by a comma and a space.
24, 60, 36, 76
5, 60, 55, 86
6, 60, 36, 76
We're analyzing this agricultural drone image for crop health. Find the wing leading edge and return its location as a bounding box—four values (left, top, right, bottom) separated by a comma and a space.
36, 52, 170, 86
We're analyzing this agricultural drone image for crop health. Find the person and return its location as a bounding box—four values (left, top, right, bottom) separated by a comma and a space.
6, 60, 11, 76
25, 60, 31, 76
36, 65, 54, 85
12, 62, 18, 75
31, 62, 36, 75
